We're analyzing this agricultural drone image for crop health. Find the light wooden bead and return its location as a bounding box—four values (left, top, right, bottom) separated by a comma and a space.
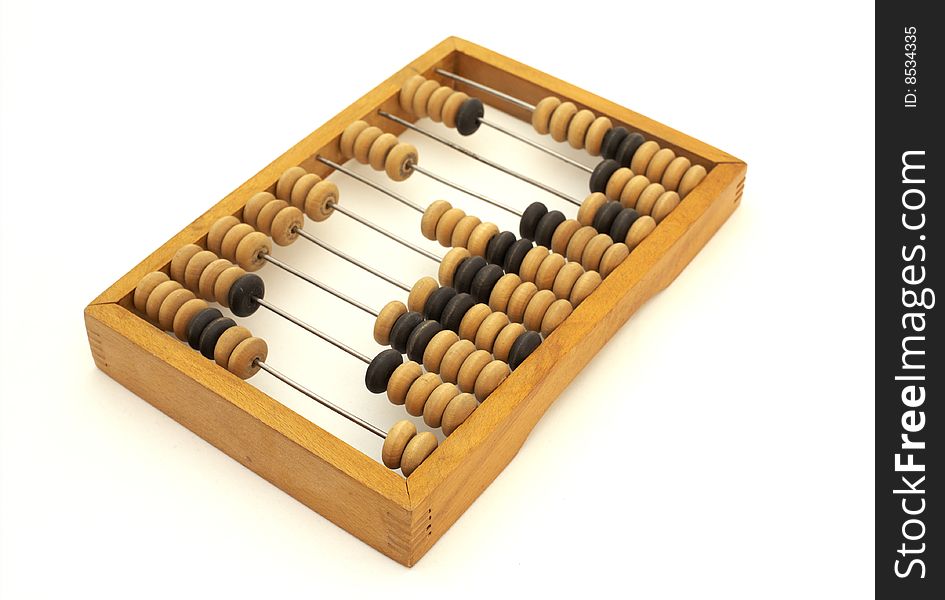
374, 300, 407, 346
549, 101, 578, 142
214, 325, 251, 368
420, 200, 452, 241
220, 223, 254, 261
467, 222, 499, 257
146, 280, 182, 322
408, 277, 439, 313
243, 192, 274, 228
570, 271, 602, 306
184, 250, 219, 291
473, 360, 509, 402
423, 330, 460, 373
438, 246, 470, 287
678, 164, 708, 197
576, 192, 606, 226
172, 298, 209, 341
198, 258, 233, 301
134, 271, 169, 313
661, 156, 691, 191
625, 215, 656, 250
552, 261, 584, 300
405, 372, 442, 417
427, 86, 453, 122
401, 431, 437, 476
340, 120, 370, 159
387, 361, 423, 406
207, 216, 240, 255
213, 265, 246, 307
435, 207, 466, 247
619, 175, 651, 208
170, 245, 202, 285
630, 140, 661, 174
353, 126, 383, 164
368, 132, 398, 171
541, 298, 572, 336
399, 75, 426, 112
441, 91, 469, 129
488, 273, 522, 313
535, 253, 566, 291
550, 219, 582, 255
157, 287, 195, 331
304, 180, 338, 222
456, 350, 491, 393
584, 116, 613, 155
289, 172, 321, 210
439, 340, 475, 384
450, 215, 481, 248
645, 148, 676, 183
235, 231, 270, 272
581, 233, 613, 272
567, 109, 595, 149
565, 226, 598, 263
598, 243, 630, 278
605, 167, 635, 201
228, 336, 267, 379
523, 289, 555, 332
531, 96, 561, 135
423, 382, 460, 427
276, 166, 306, 201
651, 191, 681, 223
441, 394, 478, 436
271, 206, 304, 246
518, 246, 550, 283
506, 281, 538, 323
474, 312, 510, 353
385, 143, 417, 182
493, 322, 526, 362
412, 79, 440, 118
382, 420, 416, 469
458, 303, 492, 341
635, 183, 666, 216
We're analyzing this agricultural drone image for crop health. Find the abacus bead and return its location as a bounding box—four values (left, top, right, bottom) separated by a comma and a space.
187, 307, 223, 349
400, 432, 438, 476
399, 74, 426, 112
352, 126, 383, 164
506, 281, 538, 323
503, 238, 533, 274
570, 271, 602, 306
615, 132, 646, 167
199, 317, 236, 360
158, 287, 196, 332
474, 311, 509, 353
198, 258, 233, 301
609, 208, 640, 244
467, 222, 499, 257
220, 223, 254, 261
255, 198, 288, 236
531, 96, 561, 135
184, 250, 217, 292
235, 231, 270, 272
535, 253, 566, 291
566, 226, 598, 263
213, 265, 246, 308
134, 271, 169, 313
453, 256, 487, 294
488, 273, 521, 313
214, 325, 251, 368
438, 247, 469, 287
207, 216, 240, 255
550, 219, 582, 256
271, 206, 304, 246
567, 109, 595, 149
605, 167, 634, 201
457, 350, 492, 393
438, 340, 476, 384
600, 126, 629, 160
243, 192, 274, 227
458, 303, 491, 341
390, 311, 423, 354
227, 273, 264, 317
519, 201, 547, 240
661, 156, 691, 191
172, 298, 208, 341
423, 330, 460, 373
441, 91, 469, 129
646, 148, 676, 182
549, 101, 578, 142
589, 160, 620, 194
450, 215, 481, 248
289, 173, 321, 210
423, 286, 457, 321
387, 361, 423, 406
170, 245, 202, 285
420, 200, 452, 241
435, 207, 466, 247
678, 165, 708, 197
382, 420, 416, 469
620, 175, 651, 208
423, 383, 460, 427
406, 320, 443, 363
582, 233, 613, 271
493, 323, 526, 363
304, 180, 339, 222
592, 201, 623, 235
146, 280, 183, 322
374, 300, 407, 346
365, 349, 404, 394
385, 143, 418, 182
474, 360, 510, 402
440, 293, 477, 333
630, 140, 660, 174
552, 261, 584, 300
485, 230, 516, 265
412, 79, 440, 118
276, 166, 306, 201
441, 394, 478, 436
518, 246, 549, 283
584, 116, 613, 156
599, 243, 630, 278
427, 86, 453, 122
523, 289, 555, 332
651, 191, 681, 223
455, 98, 484, 135
577, 192, 607, 226
408, 276, 439, 313
405, 372, 442, 417
470, 264, 504, 304
368, 132, 398, 171
625, 216, 657, 250
227, 336, 267, 380
635, 183, 666, 216
508, 331, 542, 370
541, 299, 573, 336
534, 210, 566, 249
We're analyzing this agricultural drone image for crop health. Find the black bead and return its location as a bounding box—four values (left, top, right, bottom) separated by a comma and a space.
519, 202, 548, 240
615, 132, 645, 167
198, 317, 236, 360
186, 308, 223, 350
365, 349, 403, 393
423, 286, 457, 321
600, 126, 629, 160
453, 256, 487, 294
389, 311, 423, 354
508, 331, 543, 370
406, 319, 443, 363
592, 201, 623, 235
534, 210, 565, 248
589, 159, 621, 193
227, 273, 264, 317
440, 293, 477, 332
455, 98, 484, 135
470, 263, 504, 304
502, 238, 533, 274
486, 230, 516, 265
609, 208, 640, 244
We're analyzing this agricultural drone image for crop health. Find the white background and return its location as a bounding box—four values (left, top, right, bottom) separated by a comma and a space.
0, 1, 874, 597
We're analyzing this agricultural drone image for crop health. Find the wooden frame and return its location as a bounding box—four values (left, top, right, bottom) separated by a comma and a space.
84, 37, 746, 566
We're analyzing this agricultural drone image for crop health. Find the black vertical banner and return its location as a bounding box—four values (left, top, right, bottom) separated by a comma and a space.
876, 2, 941, 598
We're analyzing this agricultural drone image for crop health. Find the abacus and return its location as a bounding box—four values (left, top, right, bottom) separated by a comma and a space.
84, 37, 746, 566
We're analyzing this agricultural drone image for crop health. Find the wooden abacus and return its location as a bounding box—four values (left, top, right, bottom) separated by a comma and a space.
84, 37, 746, 566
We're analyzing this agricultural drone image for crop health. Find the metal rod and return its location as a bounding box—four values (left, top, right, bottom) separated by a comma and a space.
478, 117, 594, 174
294, 228, 411, 293
330, 203, 442, 263
435, 68, 535, 112
379, 111, 581, 207
316, 156, 424, 213
256, 361, 386, 438
254, 297, 372, 365
260, 254, 379, 318
408, 162, 523, 218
